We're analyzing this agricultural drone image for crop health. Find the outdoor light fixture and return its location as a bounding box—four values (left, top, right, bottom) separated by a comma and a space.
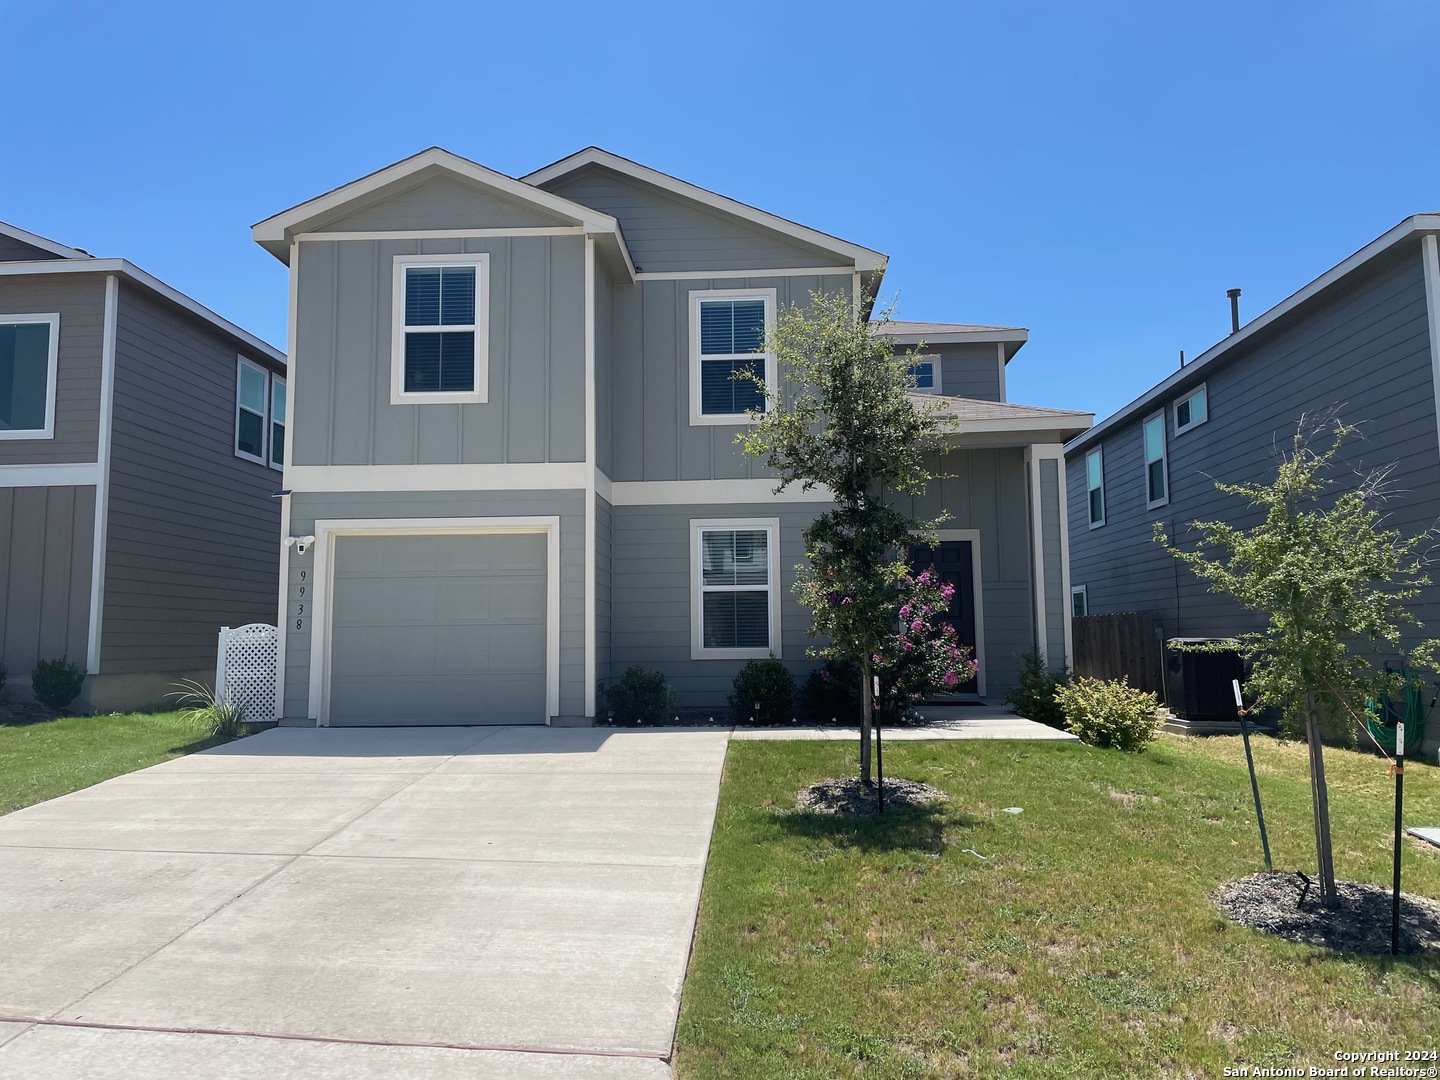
285, 535, 316, 555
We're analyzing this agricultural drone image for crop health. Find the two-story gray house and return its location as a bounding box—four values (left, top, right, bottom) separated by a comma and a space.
0, 220, 286, 711
253, 147, 1090, 726
1065, 214, 1440, 750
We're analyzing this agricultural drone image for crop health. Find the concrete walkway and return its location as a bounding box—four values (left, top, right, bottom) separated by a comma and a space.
732, 704, 1079, 741
0, 726, 728, 1079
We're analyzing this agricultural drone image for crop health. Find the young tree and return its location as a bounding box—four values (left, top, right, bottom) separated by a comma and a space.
1156, 415, 1437, 906
737, 290, 972, 782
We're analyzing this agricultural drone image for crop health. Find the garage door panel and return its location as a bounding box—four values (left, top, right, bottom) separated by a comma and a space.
327, 533, 548, 726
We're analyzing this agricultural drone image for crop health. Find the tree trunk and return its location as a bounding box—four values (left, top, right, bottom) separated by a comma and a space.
1304, 694, 1338, 907
859, 657, 873, 785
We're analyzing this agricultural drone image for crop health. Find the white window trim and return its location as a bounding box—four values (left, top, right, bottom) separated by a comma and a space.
1086, 446, 1105, 529
690, 517, 782, 660
688, 288, 777, 426
1071, 584, 1088, 618
1173, 382, 1208, 435
235, 356, 270, 465
0, 312, 60, 441
1144, 410, 1169, 510
390, 252, 490, 406
269, 375, 287, 472
907, 353, 942, 394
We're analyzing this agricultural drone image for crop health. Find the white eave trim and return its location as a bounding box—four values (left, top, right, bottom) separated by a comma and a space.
937, 413, 1094, 436
0, 220, 93, 260
523, 147, 888, 272
0, 258, 286, 366
879, 328, 1030, 345
1066, 213, 1440, 455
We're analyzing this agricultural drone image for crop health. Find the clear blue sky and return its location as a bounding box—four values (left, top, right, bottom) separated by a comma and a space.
4, 1, 1437, 420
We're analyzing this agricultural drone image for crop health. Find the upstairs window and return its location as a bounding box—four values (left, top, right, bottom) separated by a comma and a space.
691, 519, 780, 659
1071, 585, 1088, 617
236, 357, 284, 469
1144, 411, 1168, 508
0, 313, 59, 440
691, 289, 775, 424
1085, 447, 1105, 527
391, 254, 489, 404
907, 356, 941, 394
1174, 383, 1207, 434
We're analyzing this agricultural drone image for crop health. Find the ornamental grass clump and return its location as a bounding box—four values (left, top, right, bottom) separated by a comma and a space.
1055, 676, 1162, 752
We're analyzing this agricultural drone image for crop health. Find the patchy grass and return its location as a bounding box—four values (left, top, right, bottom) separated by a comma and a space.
0, 710, 230, 815
675, 733, 1440, 1079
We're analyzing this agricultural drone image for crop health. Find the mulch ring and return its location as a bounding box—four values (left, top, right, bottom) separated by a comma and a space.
797, 776, 949, 817
1215, 872, 1440, 955
0, 699, 57, 726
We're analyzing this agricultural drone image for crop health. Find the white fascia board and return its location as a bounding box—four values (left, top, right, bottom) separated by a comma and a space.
607, 478, 834, 506
0, 462, 102, 487
524, 147, 888, 272
284, 462, 589, 492
1066, 214, 1440, 456
0, 258, 286, 367
252, 147, 624, 246
0, 220, 93, 260
939, 414, 1093, 435
881, 329, 1030, 345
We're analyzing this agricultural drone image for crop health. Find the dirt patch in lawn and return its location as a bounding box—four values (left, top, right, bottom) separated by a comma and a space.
797, 777, 949, 817
1215, 872, 1440, 954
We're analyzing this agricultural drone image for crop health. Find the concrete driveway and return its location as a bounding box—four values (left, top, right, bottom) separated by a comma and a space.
0, 726, 729, 1079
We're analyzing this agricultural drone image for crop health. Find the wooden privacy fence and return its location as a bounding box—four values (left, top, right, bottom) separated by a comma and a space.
1072, 612, 1164, 695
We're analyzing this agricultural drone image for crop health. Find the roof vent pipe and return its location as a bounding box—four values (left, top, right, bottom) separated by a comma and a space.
1227, 288, 1242, 334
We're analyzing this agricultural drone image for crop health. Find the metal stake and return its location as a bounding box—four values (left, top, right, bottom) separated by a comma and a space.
1393, 721, 1405, 956
1233, 680, 1272, 872
873, 675, 884, 814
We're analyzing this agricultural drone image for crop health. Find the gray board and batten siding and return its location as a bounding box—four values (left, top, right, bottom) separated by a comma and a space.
96, 281, 284, 699
595, 492, 613, 688
0, 485, 95, 682
539, 163, 848, 273
1066, 239, 1440, 650
293, 236, 585, 468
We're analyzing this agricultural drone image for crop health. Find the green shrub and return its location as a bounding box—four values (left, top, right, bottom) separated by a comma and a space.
31, 657, 85, 712
800, 658, 863, 724
728, 656, 796, 725
167, 679, 248, 739
1003, 650, 1070, 729
0, 661, 7, 694
601, 664, 678, 724
1055, 676, 1162, 752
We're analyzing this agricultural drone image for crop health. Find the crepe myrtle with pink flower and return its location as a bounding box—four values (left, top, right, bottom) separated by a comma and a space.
870, 570, 978, 719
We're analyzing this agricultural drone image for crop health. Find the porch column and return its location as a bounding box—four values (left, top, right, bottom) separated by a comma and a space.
1026, 443, 1070, 671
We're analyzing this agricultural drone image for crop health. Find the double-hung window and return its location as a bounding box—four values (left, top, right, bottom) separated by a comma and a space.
1143, 411, 1168, 508
691, 289, 775, 423
907, 355, 941, 393
391, 253, 489, 404
235, 356, 285, 471
1174, 383, 1207, 434
1071, 585, 1088, 618
691, 519, 781, 659
1085, 447, 1105, 528
0, 313, 60, 440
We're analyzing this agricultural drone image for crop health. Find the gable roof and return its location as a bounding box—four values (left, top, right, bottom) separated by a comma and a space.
1065, 213, 1440, 455
524, 147, 887, 273
916, 393, 1092, 441
252, 147, 636, 277
0, 219, 93, 260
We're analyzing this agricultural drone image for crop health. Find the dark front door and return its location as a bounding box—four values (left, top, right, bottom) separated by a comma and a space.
908, 540, 979, 695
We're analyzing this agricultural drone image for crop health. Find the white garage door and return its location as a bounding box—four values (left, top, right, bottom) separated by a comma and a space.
327, 532, 547, 725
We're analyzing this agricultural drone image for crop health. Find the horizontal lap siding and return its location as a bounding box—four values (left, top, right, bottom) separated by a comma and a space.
608, 275, 853, 483
543, 165, 846, 273
596, 494, 612, 685
0, 485, 93, 680
0, 237, 66, 262
294, 236, 584, 468
282, 490, 586, 720
934, 342, 1004, 401
102, 284, 282, 677
0, 275, 104, 464
1067, 245, 1438, 646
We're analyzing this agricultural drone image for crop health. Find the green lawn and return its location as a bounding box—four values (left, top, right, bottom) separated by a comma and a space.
675, 734, 1440, 1079
0, 711, 230, 815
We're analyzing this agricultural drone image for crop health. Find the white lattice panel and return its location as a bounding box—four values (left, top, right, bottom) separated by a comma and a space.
216, 623, 278, 724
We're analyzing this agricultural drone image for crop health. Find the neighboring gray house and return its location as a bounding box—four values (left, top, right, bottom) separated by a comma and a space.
1065, 214, 1440, 748
252, 147, 1090, 726
0, 220, 286, 711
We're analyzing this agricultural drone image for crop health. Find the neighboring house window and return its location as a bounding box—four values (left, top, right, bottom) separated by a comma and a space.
390, 253, 490, 404
907, 356, 941, 394
0, 313, 60, 440
1085, 447, 1105, 528
690, 289, 775, 424
691, 518, 781, 659
235, 356, 285, 468
1174, 383, 1207, 434
1071, 585, 1088, 618
270, 377, 287, 470
1144, 411, 1168, 508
